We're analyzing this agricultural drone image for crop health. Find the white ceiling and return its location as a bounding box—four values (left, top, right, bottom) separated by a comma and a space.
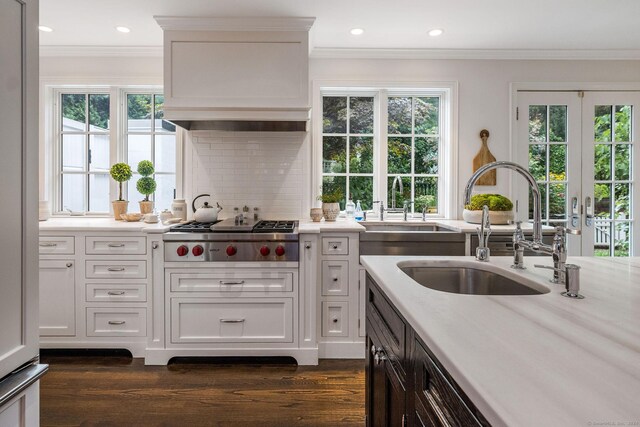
39, 0, 640, 52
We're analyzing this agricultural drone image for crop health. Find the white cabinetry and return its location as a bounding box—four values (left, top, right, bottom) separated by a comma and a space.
38, 231, 158, 357
39, 260, 75, 336
316, 232, 364, 358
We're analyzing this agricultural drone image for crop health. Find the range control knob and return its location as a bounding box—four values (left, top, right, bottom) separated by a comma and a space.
275, 245, 286, 257
226, 245, 237, 257
192, 245, 204, 256
260, 246, 271, 256
176, 245, 189, 257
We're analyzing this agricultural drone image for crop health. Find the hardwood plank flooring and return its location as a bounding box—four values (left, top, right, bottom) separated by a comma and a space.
40, 351, 365, 427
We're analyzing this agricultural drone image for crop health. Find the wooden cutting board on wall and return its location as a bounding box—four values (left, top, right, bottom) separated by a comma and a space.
472, 129, 496, 185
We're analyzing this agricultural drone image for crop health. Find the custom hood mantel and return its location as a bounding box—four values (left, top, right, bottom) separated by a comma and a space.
154, 16, 314, 132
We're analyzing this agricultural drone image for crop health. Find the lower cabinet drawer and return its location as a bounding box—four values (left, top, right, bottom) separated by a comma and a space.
170, 298, 293, 344
86, 284, 147, 302
85, 260, 147, 279
414, 340, 481, 426
86, 308, 147, 337
321, 301, 349, 337
169, 271, 294, 293
85, 236, 146, 255
39, 236, 75, 254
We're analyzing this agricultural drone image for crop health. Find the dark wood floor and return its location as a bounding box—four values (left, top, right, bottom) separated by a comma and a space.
39, 351, 365, 427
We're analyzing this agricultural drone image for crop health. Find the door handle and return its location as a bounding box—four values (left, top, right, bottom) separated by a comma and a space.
585, 196, 594, 227
571, 197, 579, 228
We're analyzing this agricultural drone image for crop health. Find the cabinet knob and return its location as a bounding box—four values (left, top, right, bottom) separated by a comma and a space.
152, 242, 159, 249
305, 243, 311, 249
333, 277, 338, 282
332, 245, 338, 249
332, 318, 338, 323
66, 262, 73, 268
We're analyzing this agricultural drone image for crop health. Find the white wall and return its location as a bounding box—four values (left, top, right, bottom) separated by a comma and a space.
40, 54, 640, 218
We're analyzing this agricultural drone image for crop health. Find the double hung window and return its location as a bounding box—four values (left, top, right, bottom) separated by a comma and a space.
53, 88, 178, 214
320, 88, 450, 216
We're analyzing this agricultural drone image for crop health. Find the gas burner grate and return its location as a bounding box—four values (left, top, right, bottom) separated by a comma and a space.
253, 220, 296, 233
170, 221, 222, 232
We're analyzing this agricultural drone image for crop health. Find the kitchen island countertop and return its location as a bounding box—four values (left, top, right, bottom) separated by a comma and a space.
360, 255, 640, 426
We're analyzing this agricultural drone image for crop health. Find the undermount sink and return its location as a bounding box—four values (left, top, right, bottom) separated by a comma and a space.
399, 263, 550, 295
361, 223, 456, 232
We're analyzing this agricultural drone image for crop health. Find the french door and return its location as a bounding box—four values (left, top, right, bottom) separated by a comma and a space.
516, 91, 640, 256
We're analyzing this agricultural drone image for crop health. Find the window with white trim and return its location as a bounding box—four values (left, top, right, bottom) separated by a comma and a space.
53, 87, 179, 214
320, 88, 449, 216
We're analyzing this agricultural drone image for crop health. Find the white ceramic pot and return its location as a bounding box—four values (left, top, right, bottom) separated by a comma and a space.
463, 209, 514, 225
310, 208, 323, 222
322, 202, 340, 222
171, 199, 188, 221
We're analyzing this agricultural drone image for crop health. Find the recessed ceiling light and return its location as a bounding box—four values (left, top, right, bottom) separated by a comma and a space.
115, 26, 131, 33
350, 28, 364, 36
428, 28, 444, 37
38, 26, 53, 32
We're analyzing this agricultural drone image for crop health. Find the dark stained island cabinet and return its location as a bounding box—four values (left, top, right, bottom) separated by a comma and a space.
366, 274, 490, 426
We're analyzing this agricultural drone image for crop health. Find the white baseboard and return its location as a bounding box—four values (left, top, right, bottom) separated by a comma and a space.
319, 341, 365, 359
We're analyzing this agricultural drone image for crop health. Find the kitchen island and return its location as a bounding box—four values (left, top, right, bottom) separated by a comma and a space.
360, 255, 640, 426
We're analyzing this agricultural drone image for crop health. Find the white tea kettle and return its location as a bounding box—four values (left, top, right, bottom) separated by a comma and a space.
192, 194, 222, 223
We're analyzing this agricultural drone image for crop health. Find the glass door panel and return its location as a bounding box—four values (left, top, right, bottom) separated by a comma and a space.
582, 92, 640, 257
517, 92, 582, 255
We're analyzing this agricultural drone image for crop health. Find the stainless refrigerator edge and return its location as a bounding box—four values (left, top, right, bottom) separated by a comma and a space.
0, 0, 48, 425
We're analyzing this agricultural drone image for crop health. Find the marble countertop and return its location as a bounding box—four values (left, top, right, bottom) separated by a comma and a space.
39, 217, 172, 233
359, 255, 640, 427
39, 216, 553, 235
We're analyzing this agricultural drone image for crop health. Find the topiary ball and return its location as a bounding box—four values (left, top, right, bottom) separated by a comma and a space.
136, 176, 157, 196
110, 163, 132, 182
137, 160, 154, 177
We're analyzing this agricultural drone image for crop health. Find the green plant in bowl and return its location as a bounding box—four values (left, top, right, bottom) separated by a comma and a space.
465, 194, 513, 211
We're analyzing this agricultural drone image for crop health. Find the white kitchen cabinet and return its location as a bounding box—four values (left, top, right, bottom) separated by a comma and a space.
321, 260, 349, 296
39, 260, 76, 337
170, 298, 293, 344
169, 270, 294, 293
38, 236, 75, 255
0, 381, 40, 427
39, 231, 152, 357
316, 232, 364, 358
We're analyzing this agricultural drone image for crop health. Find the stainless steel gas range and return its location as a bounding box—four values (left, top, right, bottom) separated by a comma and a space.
163, 219, 299, 263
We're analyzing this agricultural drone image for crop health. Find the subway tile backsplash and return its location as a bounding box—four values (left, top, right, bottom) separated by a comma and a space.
188, 131, 307, 220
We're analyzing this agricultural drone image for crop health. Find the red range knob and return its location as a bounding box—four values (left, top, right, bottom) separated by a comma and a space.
192, 245, 204, 256
275, 245, 285, 257
260, 246, 271, 256
226, 245, 237, 256
177, 245, 189, 257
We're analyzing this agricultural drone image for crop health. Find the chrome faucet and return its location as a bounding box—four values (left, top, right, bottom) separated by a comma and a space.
391, 176, 403, 210
465, 161, 571, 278
403, 200, 414, 221
475, 205, 491, 261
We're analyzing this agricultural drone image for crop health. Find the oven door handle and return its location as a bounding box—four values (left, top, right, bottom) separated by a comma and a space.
219, 280, 245, 285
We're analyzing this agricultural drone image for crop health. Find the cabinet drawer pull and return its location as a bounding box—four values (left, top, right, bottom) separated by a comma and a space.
332, 318, 338, 323
220, 318, 245, 323
107, 291, 125, 296
107, 243, 126, 248
219, 280, 245, 285
66, 262, 73, 268
332, 244, 338, 249
333, 277, 338, 282
107, 267, 126, 272
108, 320, 126, 325
39, 242, 57, 247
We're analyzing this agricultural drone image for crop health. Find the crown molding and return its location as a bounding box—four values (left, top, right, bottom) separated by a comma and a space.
153, 16, 316, 32
310, 47, 640, 61
39, 45, 163, 57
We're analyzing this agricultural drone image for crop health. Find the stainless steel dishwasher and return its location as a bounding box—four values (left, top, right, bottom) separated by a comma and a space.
359, 224, 467, 256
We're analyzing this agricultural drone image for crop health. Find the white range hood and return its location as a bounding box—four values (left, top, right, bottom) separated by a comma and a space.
154, 16, 314, 131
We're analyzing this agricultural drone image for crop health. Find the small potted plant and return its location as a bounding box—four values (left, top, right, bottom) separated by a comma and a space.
463, 193, 514, 224
317, 187, 344, 222
136, 160, 156, 214
110, 162, 132, 220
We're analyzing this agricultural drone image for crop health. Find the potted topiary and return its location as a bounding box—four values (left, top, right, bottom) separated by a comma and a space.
136, 160, 156, 214
110, 162, 132, 220
317, 187, 344, 221
463, 193, 514, 224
